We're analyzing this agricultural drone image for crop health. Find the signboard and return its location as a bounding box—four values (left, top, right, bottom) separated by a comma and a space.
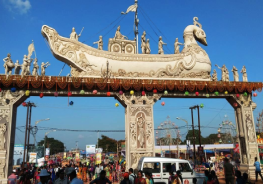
95, 148, 103, 153
29, 152, 37, 163
86, 145, 96, 154
14, 144, 24, 165
96, 153, 101, 164
45, 148, 50, 156
63, 152, 67, 159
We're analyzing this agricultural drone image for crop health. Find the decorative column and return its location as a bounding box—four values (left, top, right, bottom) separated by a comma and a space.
235, 94, 259, 179
0, 90, 25, 184
116, 94, 161, 169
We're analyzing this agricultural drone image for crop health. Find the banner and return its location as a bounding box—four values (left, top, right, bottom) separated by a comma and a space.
27, 43, 35, 58
14, 144, 24, 165
63, 152, 66, 159
96, 153, 101, 164
86, 145, 96, 154
96, 148, 103, 153
76, 153, 80, 159
29, 152, 37, 163
45, 148, 50, 156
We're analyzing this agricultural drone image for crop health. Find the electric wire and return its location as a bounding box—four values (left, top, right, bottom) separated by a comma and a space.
82, 15, 123, 43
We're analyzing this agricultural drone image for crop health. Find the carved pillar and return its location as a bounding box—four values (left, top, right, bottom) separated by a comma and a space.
235, 95, 259, 179
116, 94, 161, 169
0, 90, 25, 184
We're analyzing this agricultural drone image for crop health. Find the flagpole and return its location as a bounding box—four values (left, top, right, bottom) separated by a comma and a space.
32, 40, 37, 59
135, 0, 139, 54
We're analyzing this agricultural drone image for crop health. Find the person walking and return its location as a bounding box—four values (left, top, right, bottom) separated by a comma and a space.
254, 157, 263, 181
129, 168, 136, 184
223, 158, 234, 184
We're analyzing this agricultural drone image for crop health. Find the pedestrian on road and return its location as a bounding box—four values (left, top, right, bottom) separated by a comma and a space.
254, 157, 263, 181
223, 158, 234, 184
129, 168, 136, 184
90, 170, 111, 184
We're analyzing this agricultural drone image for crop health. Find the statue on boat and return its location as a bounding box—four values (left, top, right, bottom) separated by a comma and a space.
41, 17, 212, 80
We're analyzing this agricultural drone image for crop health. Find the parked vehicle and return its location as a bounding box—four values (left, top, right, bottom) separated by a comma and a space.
137, 157, 205, 184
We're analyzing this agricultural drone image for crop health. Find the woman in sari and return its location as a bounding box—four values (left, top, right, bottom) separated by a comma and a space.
82, 165, 87, 182
77, 165, 83, 180
135, 170, 146, 184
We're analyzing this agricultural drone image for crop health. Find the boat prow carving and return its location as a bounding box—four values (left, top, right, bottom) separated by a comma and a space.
41, 19, 211, 80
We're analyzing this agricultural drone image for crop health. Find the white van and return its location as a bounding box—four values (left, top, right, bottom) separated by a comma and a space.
137, 157, 205, 184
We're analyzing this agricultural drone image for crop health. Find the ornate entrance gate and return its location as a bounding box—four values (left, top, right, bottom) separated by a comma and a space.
1, 17, 263, 183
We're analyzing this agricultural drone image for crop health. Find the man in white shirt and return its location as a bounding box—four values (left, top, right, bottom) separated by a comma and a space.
66, 168, 83, 184
55, 170, 69, 184
129, 168, 135, 184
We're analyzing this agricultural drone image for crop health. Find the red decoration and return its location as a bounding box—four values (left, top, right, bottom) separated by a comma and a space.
107, 92, 111, 96
119, 90, 123, 95
54, 92, 58, 97
0, 88, 1, 92
68, 92, 72, 96
142, 91, 146, 96
195, 91, 199, 96
253, 92, 258, 97
161, 102, 165, 106
236, 94, 240, 98
233, 103, 238, 107
40, 93, 44, 98
22, 102, 27, 107
93, 90, 97, 94
153, 89, 157, 93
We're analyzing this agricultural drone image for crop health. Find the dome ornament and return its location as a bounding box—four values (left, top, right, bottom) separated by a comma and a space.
193, 17, 202, 29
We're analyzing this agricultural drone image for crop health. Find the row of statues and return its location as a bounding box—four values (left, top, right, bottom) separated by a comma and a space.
90, 26, 184, 54
212, 65, 248, 82
3, 53, 50, 77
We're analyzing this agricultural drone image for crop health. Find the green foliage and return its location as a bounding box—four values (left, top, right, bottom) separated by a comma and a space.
98, 135, 124, 152
38, 137, 64, 155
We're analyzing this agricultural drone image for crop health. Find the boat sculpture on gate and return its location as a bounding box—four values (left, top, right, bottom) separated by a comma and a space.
41, 17, 211, 80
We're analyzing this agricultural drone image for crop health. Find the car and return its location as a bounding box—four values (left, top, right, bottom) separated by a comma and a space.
137, 157, 205, 184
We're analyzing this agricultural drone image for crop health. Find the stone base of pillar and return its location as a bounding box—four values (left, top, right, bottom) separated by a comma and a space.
240, 164, 257, 180
0, 179, 8, 184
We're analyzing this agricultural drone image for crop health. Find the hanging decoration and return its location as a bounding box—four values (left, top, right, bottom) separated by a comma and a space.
0, 88, 1, 92
93, 90, 98, 94
22, 102, 27, 107
69, 101, 74, 105
115, 103, 119, 107
54, 92, 58, 97
200, 103, 204, 108
253, 92, 257, 97
214, 91, 219, 96
68, 92, 72, 96
107, 92, 111, 96
244, 92, 248, 96
119, 90, 123, 95
11, 87, 16, 92
153, 89, 157, 93
195, 92, 199, 96
40, 93, 44, 98
184, 91, 189, 96
224, 91, 228, 95
233, 103, 238, 107
25, 90, 30, 96
206, 94, 210, 98
142, 91, 146, 96
80, 90, 85, 95
161, 102, 165, 106
236, 94, 240, 98
130, 90, 134, 95
164, 90, 168, 95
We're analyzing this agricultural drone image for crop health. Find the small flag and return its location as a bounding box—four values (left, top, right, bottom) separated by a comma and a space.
121, 4, 137, 14
27, 43, 35, 58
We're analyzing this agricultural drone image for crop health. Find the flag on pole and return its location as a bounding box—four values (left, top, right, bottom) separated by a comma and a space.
27, 43, 35, 58
121, 4, 137, 14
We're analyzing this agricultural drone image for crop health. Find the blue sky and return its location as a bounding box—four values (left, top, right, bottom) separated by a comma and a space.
1, 0, 263, 150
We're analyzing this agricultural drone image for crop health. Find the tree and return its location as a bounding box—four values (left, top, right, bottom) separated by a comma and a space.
38, 137, 64, 155
183, 129, 204, 145
98, 135, 124, 152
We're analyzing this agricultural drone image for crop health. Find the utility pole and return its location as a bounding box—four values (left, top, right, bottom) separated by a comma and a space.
26, 104, 32, 162
22, 104, 29, 167
197, 105, 202, 163
190, 107, 196, 165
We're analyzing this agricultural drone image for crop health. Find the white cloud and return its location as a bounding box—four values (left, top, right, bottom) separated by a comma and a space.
4, 0, 31, 14
78, 135, 84, 139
